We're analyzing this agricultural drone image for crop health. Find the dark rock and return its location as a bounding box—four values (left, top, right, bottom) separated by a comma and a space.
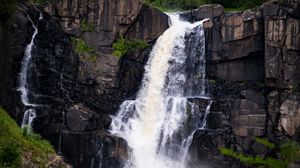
264, 0, 300, 88
180, 4, 224, 22
61, 130, 128, 168
240, 89, 265, 107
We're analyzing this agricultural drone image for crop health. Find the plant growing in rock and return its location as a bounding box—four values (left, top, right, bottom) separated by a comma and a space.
219, 138, 300, 168
71, 37, 97, 62
112, 35, 149, 57
291, 83, 300, 93
81, 18, 94, 32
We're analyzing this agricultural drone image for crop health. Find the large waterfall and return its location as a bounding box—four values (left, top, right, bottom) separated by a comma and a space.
110, 14, 209, 168
18, 13, 43, 132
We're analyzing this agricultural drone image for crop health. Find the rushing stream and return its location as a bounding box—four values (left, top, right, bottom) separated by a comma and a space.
110, 14, 209, 168
18, 13, 43, 132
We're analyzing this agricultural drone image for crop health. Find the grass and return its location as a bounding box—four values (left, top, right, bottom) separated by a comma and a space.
112, 35, 149, 57
0, 108, 55, 167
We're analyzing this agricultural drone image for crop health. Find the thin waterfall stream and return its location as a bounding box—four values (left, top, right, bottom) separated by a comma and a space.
18, 13, 43, 132
110, 14, 211, 168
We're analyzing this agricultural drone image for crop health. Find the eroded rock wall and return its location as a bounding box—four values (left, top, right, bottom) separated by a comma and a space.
182, 1, 300, 167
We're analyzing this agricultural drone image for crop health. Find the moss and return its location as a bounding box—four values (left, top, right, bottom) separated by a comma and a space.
0, 108, 55, 167
112, 35, 149, 57
71, 37, 97, 62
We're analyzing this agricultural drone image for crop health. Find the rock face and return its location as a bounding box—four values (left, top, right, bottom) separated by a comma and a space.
0, 1, 31, 120
264, 0, 300, 89
1, 0, 300, 168
182, 1, 300, 167
0, 1, 168, 168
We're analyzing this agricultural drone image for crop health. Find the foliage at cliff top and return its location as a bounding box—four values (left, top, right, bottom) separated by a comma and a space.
0, 0, 17, 21
112, 35, 149, 57
144, 0, 266, 11
0, 108, 55, 167
220, 137, 300, 168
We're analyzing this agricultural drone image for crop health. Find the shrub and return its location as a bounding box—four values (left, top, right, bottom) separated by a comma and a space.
219, 138, 300, 168
71, 37, 97, 62
112, 35, 149, 57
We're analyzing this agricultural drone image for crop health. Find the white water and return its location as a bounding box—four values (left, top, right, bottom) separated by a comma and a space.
18, 14, 43, 131
110, 14, 209, 168
199, 101, 213, 130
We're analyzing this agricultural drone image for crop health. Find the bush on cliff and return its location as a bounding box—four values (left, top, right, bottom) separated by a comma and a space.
219, 138, 300, 168
71, 37, 97, 62
0, 108, 55, 167
112, 35, 149, 57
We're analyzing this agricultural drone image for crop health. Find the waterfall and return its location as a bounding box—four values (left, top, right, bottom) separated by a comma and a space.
199, 101, 213, 130
110, 14, 209, 168
18, 13, 43, 132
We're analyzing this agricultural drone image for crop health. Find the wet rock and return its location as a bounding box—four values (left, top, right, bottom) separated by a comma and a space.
67, 104, 110, 132
61, 130, 128, 168
0, 1, 31, 120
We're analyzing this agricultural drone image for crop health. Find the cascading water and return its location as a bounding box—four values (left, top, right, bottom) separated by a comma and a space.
110, 14, 209, 168
18, 13, 43, 132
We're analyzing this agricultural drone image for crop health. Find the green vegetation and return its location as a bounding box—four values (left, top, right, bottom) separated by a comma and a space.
220, 138, 300, 168
209, 79, 216, 85
0, 108, 55, 167
291, 82, 300, 93
81, 18, 94, 32
112, 35, 149, 57
71, 37, 97, 62
0, 0, 17, 20
144, 0, 266, 11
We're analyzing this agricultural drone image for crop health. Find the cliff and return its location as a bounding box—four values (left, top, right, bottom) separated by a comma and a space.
0, 0, 299, 168
182, 1, 300, 167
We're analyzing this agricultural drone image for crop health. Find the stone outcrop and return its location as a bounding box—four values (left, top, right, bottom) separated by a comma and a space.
181, 4, 265, 81
182, 1, 300, 167
264, 0, 300, 89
